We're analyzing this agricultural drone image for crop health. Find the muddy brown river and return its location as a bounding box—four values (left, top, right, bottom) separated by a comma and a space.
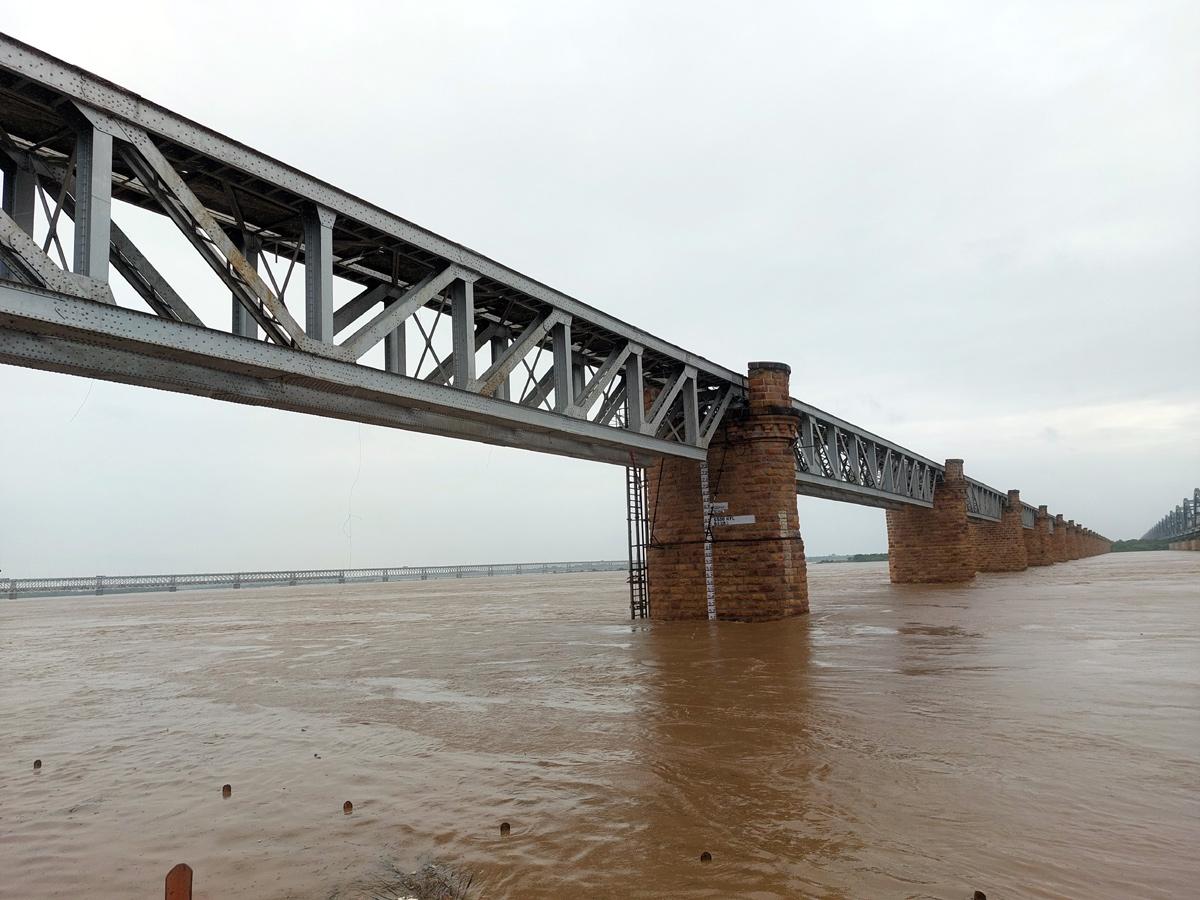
2, 552, 1197, 899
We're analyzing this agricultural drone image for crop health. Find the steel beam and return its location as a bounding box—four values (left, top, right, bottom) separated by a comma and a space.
94, 111, 309, 350
341, 265, 458, 360
0, 206, 114, 304
450, 276, 476, 390
570, 342, 632, 418
1, 161, 34, 229
302, 202, 335, 342
488, 330, 510, 401
0, 280, 704, 463
72, 122, 111, 280
230, 230, 260, 338
477, 310, 563, 398
334, 282, 394, 335
624, 350, 645, 433
698, 385, 733, 446
383, 316, 405, 375
0, 162, 33, 281
551, 317, 573, 412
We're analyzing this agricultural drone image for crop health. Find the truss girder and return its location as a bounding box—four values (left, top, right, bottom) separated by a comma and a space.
1021, 503, 1036, 529
477, 309, 566, 398
104, 117, 307, 351
793, 402, 941, 509
0, 280, 688, 465
0, 205, 115, 304
0, 32, 1034, 507
341, 265, 461, 360
1142, 488, 1200, 542
965, 479, 1005, 523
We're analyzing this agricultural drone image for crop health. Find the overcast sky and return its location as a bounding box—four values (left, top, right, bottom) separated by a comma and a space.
1, 1, 1197, 578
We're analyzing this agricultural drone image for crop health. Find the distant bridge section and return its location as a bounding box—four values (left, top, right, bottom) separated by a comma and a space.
790, 400, 1018, 524
4, 560, 627, 600
1143, 489, 1200, 549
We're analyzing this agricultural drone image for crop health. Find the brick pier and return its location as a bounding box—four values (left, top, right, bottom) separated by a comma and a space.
1023, 505, 1055, 566
969, 489, 1029, 572
646, 362, 807, 621
885, 459, 975, 583
1051, 514, 1069, 562
643, 367, 1111, 612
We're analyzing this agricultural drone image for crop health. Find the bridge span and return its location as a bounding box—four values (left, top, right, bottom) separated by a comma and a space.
0, 34, 1109, 620
1143, 489, 1200, 551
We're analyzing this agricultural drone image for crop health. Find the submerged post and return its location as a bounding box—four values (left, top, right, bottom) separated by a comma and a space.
164, 863, 192, 900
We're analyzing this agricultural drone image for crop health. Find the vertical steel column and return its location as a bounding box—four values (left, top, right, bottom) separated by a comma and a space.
552, 318, 573, 411
231, 231, 260, 339
383, 317, 405, 375
624, 349, 645, 431
572, 358, 586, 401
826, 425, 841, 480
490, 330, 510, 400
682, 374, 699, 445
0, 162, 35, 280
302, 203, 335, 342
449, 277, 475, 388
2, 163, 35, 233
73, 124, 112, 280
803, 417, 820, 473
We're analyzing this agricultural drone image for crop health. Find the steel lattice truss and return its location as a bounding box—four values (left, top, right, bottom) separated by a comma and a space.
1142, 489, 1200, 542
0, 33, 1021, 515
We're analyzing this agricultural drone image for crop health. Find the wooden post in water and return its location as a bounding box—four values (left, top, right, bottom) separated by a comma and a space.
165, 863, 192, 900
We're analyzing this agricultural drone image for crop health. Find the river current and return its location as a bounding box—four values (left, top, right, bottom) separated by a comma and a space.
2, 552, 1197, 898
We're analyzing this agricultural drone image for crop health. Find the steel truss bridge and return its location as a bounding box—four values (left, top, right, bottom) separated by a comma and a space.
0, 34, 1035, 528
1142, 489, 1200, 543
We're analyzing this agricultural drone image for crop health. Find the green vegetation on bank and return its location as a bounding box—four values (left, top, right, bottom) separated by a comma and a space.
1110, 539, 1169, 552
814, 553, 889, 564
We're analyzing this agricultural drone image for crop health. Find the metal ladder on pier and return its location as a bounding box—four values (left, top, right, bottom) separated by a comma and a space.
626, 466, 650, 619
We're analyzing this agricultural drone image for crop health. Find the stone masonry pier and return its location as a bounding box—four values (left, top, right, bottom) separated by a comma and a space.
644, 362, 1111, 619
646, 363, 807, 621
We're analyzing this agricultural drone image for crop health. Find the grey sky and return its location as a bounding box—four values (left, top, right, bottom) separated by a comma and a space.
1, 1, 1196, 577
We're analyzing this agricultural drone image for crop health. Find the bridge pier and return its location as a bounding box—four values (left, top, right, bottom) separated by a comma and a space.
1050, 514, 1069, 562
969, 489, 1028, 572
885, 459, 975, 583
1066, 520, 1081, 560
646, 362, 807, 621
1024, 505, 1054, 566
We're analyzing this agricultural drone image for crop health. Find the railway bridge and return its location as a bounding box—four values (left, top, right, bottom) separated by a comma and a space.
0, 34, 1109, 621
1143, 490, 1200, 551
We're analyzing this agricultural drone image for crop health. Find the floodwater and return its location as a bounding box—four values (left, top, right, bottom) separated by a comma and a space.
2, 552, 1198, 899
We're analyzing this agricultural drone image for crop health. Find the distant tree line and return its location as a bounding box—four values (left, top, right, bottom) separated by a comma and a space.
848, 553, 889, 562
1110, 539, 1169, 552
